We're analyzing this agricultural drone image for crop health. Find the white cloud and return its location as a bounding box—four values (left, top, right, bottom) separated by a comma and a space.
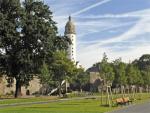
77, 9, 150, 69
108, 44, 150, 63
97, 17, 150, 46
77, 20, 136, 41
75, 8, 150, 19
72, 0, 112, 16
78, 39, 150, 69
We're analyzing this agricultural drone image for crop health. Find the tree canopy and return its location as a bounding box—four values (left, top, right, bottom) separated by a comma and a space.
92, 54, 150, 89
0, 0, 69, 97
99, 53, 114, 86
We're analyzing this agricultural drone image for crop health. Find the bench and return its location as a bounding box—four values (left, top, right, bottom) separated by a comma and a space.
114, 97, 132, 106
115, 98, 124, 105
123, 97, 133, 104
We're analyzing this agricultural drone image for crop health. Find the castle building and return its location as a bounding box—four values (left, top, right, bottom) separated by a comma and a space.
65, 16, 77, 63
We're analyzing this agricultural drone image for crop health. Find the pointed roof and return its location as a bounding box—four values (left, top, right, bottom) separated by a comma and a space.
65, 16, 76, 34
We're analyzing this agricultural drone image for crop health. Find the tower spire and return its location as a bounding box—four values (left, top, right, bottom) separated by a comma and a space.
69, 16, 71, 21
65, 16, 76, 34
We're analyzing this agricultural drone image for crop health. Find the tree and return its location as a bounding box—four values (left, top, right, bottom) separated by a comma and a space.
141, 70, 150, 86
113, 58, 127, 87
135, 68, 143, 86
126, 64, 137, 85
39, 62, 55, 86
134, 54, 150, 90
99, 53, 114, 86
0, 0, 68, 97
0, 0, 24, 97
51, 51, 77, 96
126, 64, 143, 86
99, 53, 114, 106
137, 54, 150, 70
72, 68, 89, 92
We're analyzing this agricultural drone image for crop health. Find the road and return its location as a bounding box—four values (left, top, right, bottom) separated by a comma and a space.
109, 101, 150, 113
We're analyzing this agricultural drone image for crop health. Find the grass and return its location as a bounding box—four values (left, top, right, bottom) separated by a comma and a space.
0, 93, 149, 113
0, 96, 58, 105
0, 99, 114, 113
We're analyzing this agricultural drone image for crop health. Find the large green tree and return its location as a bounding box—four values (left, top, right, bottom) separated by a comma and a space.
137, 54, 150, 70
0, 0, 68, 97
0, 0, 23, 97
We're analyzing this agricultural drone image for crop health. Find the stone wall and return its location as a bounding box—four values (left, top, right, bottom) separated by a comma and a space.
0, 77, 42, 96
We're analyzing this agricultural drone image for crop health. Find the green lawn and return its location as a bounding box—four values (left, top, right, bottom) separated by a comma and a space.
0, 99, 114, 113
0, 93, 149, 113
0, 96, 58, 105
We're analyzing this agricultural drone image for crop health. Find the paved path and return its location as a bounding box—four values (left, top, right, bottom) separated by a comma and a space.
1, 96, 150, 113
109, 101, 150, 113
0, 96, 98, 108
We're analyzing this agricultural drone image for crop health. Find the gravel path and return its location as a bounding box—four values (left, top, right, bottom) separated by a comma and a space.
109, 101, 150, 113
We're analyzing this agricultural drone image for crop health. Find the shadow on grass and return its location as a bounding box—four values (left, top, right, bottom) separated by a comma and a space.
61, 104, 80, 105
24, 106, 59, 109
100, 104, 117, 107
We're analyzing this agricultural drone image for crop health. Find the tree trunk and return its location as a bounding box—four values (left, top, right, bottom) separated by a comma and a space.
101, 89, 103, 105
65, 80, 68, 94
80, 86, 83, 92
58, 82, 61, 97
15, 79, 22, 98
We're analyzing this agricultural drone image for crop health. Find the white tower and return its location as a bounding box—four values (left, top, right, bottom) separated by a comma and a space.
65, 16, 76, 63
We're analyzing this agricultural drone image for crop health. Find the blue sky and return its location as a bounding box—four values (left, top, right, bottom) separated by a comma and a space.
44, 0, 150, 69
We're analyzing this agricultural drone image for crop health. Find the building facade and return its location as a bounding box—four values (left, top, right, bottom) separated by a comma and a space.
87, 65, 102, 92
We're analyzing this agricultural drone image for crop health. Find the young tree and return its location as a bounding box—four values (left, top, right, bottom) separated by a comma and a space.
99, 53, 114, 86
39, 62, 54, 86
72, 68, 89, 92
141, 69, 150, 91
126, 64, 137, 85
126, 64, 143, 85
113, 59, 127, 87
51, 51, 77, 97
